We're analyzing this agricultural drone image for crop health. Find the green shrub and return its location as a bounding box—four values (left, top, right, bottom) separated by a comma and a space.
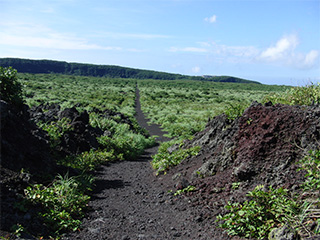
224, 102, 250, 121
297, 149, 320, 235
98, 131, 155, 160
89, 112, 117, 131
24, 174, 91, 235
216, 185, 299, 239
298, 149, 320, 192
263, 83, 320, 106
93, 115, 155, 160
59, 149, 120, 172
151, 140, 200, 174
37, 118, 73, 148
0, 67, 24, 106
218, 149, 320, 239
174, 185, 196, 196
90, 112, 148, 137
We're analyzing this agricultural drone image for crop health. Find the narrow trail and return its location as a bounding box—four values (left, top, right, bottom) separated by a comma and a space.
62, 87, 215, 240
134, 86, 171, 143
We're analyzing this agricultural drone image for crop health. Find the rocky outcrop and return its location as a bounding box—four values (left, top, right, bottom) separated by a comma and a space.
29, 102, 60, 123
29, 104, 103, 156
56, 107, 102, 156
180, 102, 320, 183
1, 101, 58, 238
1, 100, 55, 174
164, 103, 320, 223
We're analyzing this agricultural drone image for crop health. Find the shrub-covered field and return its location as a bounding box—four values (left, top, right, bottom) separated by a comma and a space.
4, 69, 318, 239
138, 79, 289, 139
19, 73, 291, 142
20, 73, 137, 116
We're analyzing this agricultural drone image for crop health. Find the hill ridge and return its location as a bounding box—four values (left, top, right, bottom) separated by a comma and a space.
0, 57, 261, 84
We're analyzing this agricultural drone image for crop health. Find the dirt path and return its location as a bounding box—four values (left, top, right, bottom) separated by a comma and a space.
62, 87, 217, 240
134, 86, 171, 143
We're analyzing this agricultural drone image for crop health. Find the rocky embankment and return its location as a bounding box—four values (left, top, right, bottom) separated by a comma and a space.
163, 102, 320, 239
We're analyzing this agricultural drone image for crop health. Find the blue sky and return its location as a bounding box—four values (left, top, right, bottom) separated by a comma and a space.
1, 0, 319, 85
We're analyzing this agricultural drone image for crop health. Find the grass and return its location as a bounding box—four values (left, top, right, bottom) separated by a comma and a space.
151, 139, 201, 174
263, 83, 320, 106
138, 79, 289, 139
19, 73, 137, 116
59, 149, 120, 172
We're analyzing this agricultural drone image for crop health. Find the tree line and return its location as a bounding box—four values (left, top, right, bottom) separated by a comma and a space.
0, 58, 260, 84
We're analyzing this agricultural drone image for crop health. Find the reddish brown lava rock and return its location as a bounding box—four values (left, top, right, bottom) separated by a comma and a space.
163, 102, 320, 229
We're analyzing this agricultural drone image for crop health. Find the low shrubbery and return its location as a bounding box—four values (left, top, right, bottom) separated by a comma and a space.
24, 174, 93, 236
98, 133, 155, 160
263, 83, 320, 106
60, 149, 119, 172
37, 118, 74, 148
299, 149, 320, 192
217, 149, 320, 239
217, 185, 299, 239
151, 140, 200, 174
224, 102, 250, 121
139, 79, 287, 139
18, 73, 137, 116
91, 112, 156, 160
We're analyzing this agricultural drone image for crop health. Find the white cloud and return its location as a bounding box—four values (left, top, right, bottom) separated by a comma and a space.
204, 15, 217, 23
259, 34, 319, 69
169, 47, 208, 53
210, 42, 259, 58
192, 66, 201, 73
169, 33, 319, 70
0, 33, 120, 50
126, 48, 146, 52
0, 22, 122, 51
260, 34, 299, 61
117, 33, 170, 40
303, 50, 319, 67
94, 31, 172, 40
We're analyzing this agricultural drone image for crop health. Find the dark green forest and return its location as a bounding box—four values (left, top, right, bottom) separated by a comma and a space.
0, 58, 260, 84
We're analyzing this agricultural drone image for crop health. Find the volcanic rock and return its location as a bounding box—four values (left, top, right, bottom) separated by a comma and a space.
164, 103, 320, 220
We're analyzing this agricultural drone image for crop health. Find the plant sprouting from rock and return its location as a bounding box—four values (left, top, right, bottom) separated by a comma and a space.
217, 149, 320, 239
